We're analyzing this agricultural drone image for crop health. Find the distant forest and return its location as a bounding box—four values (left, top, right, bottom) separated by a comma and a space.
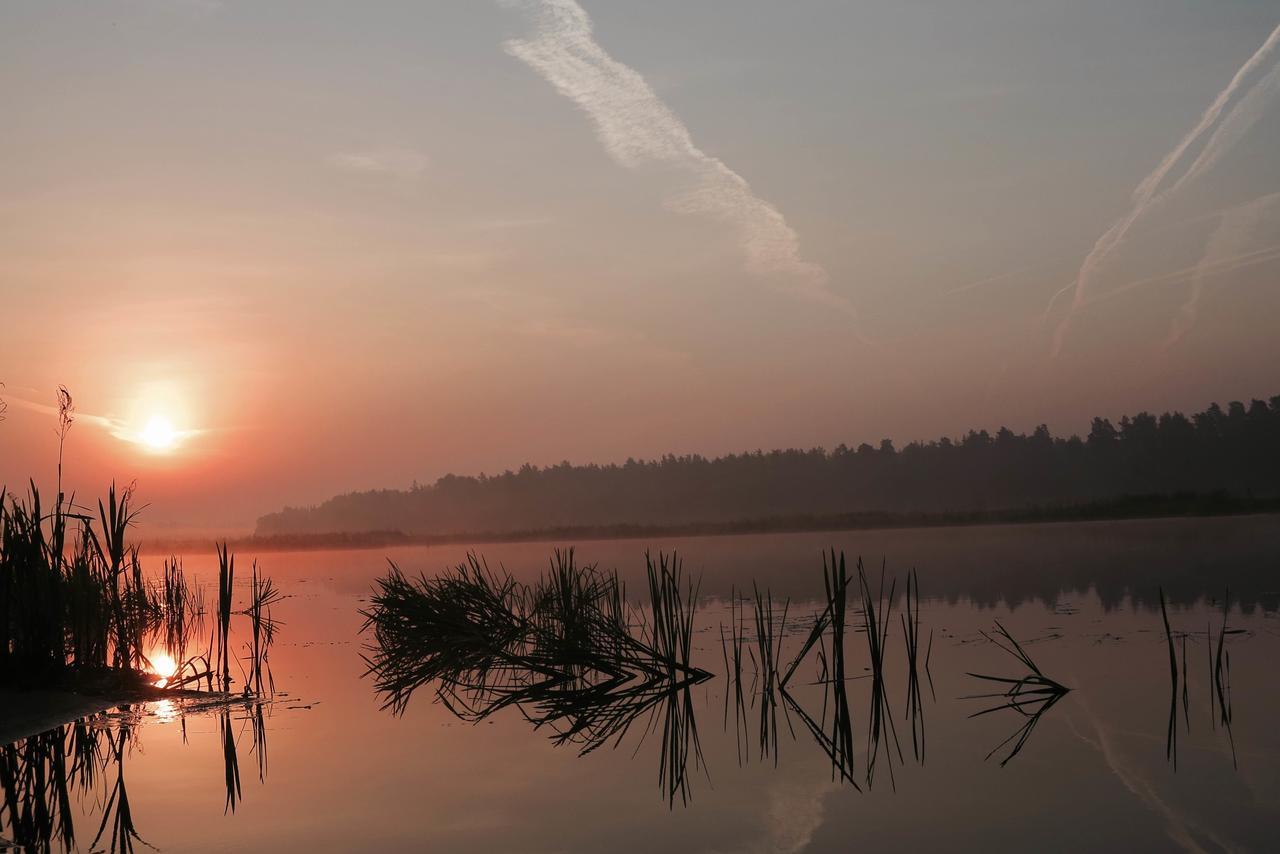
256, 396, 1280, 537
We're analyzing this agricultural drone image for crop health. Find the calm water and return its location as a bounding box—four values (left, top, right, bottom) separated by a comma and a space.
5, 515, 1280, 853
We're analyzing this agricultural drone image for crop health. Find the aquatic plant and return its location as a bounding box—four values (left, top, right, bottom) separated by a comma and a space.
964, 621, 1070, 766
901, 567, 926, 763
1208, 589, 1241, 768
777, 551, 859, 787
360, 549, 713, 805
859, 558, 903, 788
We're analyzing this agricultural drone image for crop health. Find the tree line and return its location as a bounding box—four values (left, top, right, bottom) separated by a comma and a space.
255, 395, 1280, 537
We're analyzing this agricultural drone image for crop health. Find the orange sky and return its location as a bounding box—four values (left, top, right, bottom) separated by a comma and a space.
2, 2, 1278, 533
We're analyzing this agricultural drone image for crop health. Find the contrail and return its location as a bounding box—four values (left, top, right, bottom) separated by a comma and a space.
1165, 193, 1280, 348
1063, 697, 1239, 854
1050, 22, 1280, 355
502, 0, 848, 313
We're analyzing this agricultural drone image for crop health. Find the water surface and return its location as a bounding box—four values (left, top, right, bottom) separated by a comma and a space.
5, 515, 1279, 852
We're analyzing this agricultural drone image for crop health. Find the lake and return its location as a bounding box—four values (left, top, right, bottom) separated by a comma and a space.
5, 514, 1280, 853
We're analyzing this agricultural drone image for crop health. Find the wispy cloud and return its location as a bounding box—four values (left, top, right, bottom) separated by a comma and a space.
1165, 192, 1280, 348
502, 0, 847, 313
6, 392, 205, 450
328, 148, 429, 180
1049, 22, 1280, 355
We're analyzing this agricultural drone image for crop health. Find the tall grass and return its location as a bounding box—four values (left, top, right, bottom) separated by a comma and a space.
361, 549, 712, 805
963, 621, 1070, 766
901, 568, 925, 763
859, 558, 902, 788
776, 551, 859, 787
1, 485, 280, 700
1209, 589, 1239, 769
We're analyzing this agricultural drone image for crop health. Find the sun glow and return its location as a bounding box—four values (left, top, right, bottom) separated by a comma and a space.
150, 652, 179, 687
140, 415, 179, 450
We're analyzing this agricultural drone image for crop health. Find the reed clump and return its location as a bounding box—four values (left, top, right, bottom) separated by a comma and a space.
361, 549, 712, 805
963, 621, 1070, 766
1, 485, 281, 701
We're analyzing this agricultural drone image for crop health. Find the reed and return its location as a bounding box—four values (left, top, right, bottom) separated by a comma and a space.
859, 558, 902, 788
243, 561, 284, 697
719, 588, 749, 763
964, 621, 1070, 766
1158, 587, 1181, 768
215, 543, 235, 693
1209, 589, 1239, 768
751, 582, 787, 765
901, 567, 925, 763
360, 549, 713, 806
776, 551, 858, 787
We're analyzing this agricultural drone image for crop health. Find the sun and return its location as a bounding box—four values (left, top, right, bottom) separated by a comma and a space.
140, 415, 179, 451
149, 652, 179, 686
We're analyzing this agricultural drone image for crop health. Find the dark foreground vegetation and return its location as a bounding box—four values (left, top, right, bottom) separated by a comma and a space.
258, 395, 1280, 538
1, 388, 281, 707
362, 548, 1246, 807
0, 484, 280, 705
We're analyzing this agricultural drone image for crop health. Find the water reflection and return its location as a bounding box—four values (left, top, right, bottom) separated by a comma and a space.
363, 548, 1263, 811
362, 551, 713, 805
963, 622, 1071, 766
0, 698, 272, 853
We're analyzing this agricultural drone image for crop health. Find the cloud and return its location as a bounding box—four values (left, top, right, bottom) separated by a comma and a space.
1164, 192, 1280, 348
328, 148, 429, 180
1049, 23, 1280, 355
502, 0, 847, 313
6, 392, 206, 450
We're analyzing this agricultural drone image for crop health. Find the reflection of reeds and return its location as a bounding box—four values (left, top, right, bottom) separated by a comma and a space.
778, 551, 858, 787
90, 728, 148, 854
361, 549, 712, 806
964, 621, 1070, 766
858, 559, 902, 789
3, 699, 273, 852
220, 708, 242, 814
901, 568, 925, 763
719, 589, 750, 762
1159, 587, 1181, 768
1209, 590, 1239, 769
751, 583, 787, 765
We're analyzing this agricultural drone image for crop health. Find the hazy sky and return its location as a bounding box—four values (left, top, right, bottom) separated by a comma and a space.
2, 0, 1278, 532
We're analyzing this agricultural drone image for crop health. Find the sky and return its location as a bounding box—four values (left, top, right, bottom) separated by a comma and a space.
1, 0, 1278, 533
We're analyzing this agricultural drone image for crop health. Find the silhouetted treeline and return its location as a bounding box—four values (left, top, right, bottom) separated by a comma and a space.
256, 396, 1280, 537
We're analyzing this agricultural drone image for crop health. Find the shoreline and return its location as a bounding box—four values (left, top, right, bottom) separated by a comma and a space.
138, 493, 1280, 556
0, 684, 233, 745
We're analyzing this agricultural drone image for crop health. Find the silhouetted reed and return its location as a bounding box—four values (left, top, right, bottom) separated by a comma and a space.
2, 480, 281, 703
776, 551, 859, 787
719, 589, 750, 762
361, 549, 712, 805
1158, 587, 1184, 768
243, 561, 283, 697
1209, 589, 1240, 768
964, 621, 1070, 766
901, 567, 926, 763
